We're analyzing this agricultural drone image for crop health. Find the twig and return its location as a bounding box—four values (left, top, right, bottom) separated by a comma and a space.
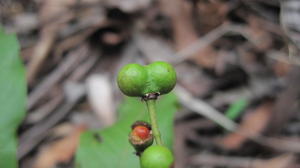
18, 86, 85, 159
68, 52, 99, 81
242, 0, 279, 22
54, 25, 101, 58
26, 27, 58, 83
172, 23, 269, 64
255, 136, 300, 153
26, 94, 64, 124
28, 45, 89, 109
173, 23, 229, 64
19, 50, 99, 159
26, 47, 98, 124
176, 85, 300, 153
175, 85, 237, 131
267, 50, 300, 66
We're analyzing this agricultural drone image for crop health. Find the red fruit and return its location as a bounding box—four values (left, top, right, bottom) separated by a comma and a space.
133, 125, 150, 140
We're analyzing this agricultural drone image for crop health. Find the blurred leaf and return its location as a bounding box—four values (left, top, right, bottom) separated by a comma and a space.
0, 28, 27, 167
76, 93, 178, 168
225, 99, 247, 120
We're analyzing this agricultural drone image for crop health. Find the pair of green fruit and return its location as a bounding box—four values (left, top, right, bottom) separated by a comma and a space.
117, 61, 177, 97
117, 61, 176, 168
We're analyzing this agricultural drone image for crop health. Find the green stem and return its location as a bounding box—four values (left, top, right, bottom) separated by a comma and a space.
145, 99, 163, 146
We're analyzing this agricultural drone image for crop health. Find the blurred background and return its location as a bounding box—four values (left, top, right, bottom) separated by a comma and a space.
1, 0, 300, 167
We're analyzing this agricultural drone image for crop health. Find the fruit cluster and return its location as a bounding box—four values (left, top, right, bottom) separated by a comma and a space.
118, 61, 176, 168
117, 61, 176, 98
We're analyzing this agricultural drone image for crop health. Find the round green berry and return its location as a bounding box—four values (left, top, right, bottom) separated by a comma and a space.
117, 61, 176, 97
117, 64, 148, 97
140, 145, 174, 168
145, 61, 176, 95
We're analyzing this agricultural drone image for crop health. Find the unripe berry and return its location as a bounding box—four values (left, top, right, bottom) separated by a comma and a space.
144, 62, 176, 95
117, 64, 147, 97
140, 145, 174, 168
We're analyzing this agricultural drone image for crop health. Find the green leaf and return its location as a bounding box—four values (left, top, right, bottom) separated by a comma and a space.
0, 28, 27, 167
225, 99, 248, 120
76, 93, 178, 168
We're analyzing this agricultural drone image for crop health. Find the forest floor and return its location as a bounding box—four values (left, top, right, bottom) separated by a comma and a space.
1, 0, 300, 167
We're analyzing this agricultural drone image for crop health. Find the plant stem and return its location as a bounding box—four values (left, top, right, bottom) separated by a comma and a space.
145, 99, 163, 146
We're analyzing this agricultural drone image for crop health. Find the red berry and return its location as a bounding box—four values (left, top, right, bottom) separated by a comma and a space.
133, 125, 150, 140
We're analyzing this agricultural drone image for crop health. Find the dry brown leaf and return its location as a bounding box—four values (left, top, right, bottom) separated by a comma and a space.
254, 154, 295, 168
219, 101, 273, 150
33, 124, 86, 168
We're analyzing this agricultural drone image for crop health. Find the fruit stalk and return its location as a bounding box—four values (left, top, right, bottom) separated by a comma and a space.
145, 99, 163, 146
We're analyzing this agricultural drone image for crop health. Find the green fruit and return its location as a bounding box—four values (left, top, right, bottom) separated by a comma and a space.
117, 61, 176, 97
140, 145, 174, 168
145, 62, 176, 94
117, 64, 148, 96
